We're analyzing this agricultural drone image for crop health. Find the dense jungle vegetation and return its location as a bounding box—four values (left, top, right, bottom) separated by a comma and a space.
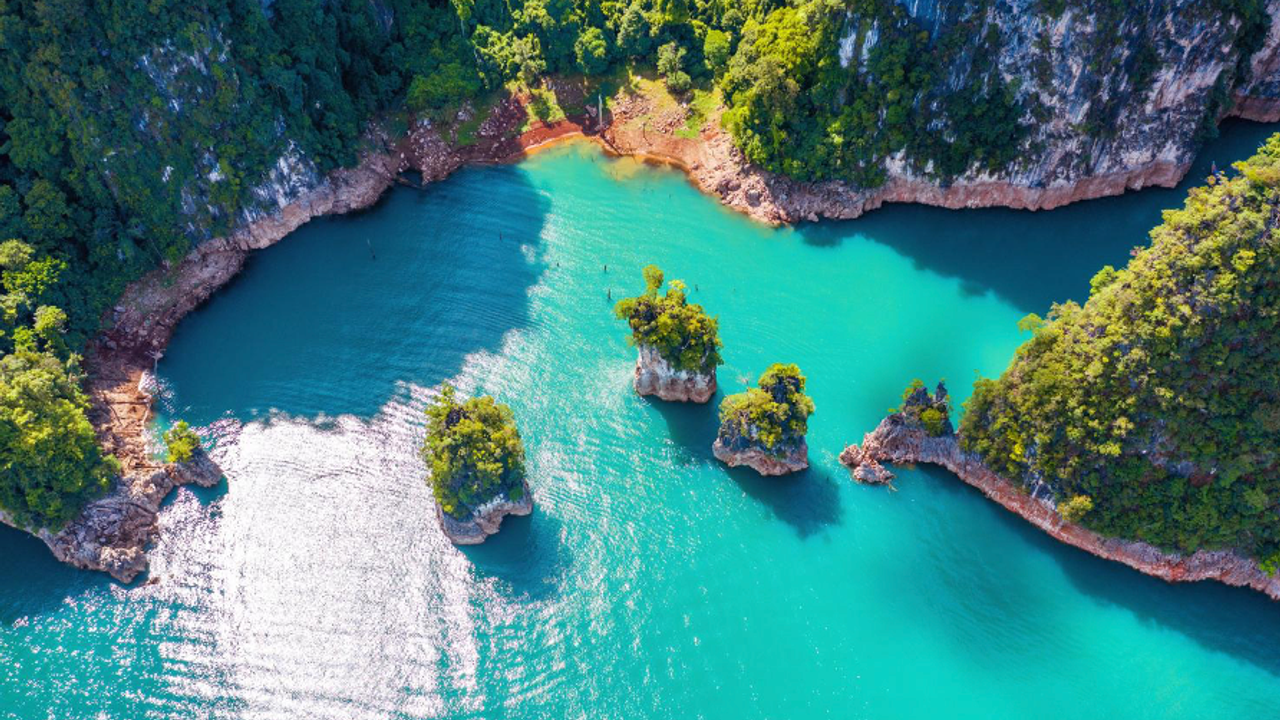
614, 264, 721, 374
422, 385, 527, 519
0, 0, 1269, 529
718, 364, 815, 454
960, 136, 1280, 569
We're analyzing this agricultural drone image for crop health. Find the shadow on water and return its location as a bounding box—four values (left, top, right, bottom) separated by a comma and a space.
912, 464, 1280, 679
651, 393, 722, 466
652, 399, 842, 538
159, 162, 553, 423
462, 510, 571, 602
726, 465, 843, 539
0, 524, 111, 624
800, 119, 1280, 315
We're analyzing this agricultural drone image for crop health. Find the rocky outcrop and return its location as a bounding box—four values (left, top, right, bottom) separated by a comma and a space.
842, 415, 1280, 601
0, 450, 223, 583
1231, 0, 1280, 121
633, 345, 717, 403
602, 0, 1280, 225
436, 482, 534, 545
838, 444, 895, 485
713, 438, 809, 476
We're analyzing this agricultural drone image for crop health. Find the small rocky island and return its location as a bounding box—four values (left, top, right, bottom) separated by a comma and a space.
614, 265, 722, 403
422, 385, 532, 544
713, 364, 815, 476
840, 380, 952, 486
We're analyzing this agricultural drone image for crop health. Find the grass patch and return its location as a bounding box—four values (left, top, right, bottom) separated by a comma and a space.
675, 87, 720, 139
520, 87, 567, 133
454, 111, 485, 146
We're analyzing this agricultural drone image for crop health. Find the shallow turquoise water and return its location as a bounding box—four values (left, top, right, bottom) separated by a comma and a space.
4, 122, 1280, 718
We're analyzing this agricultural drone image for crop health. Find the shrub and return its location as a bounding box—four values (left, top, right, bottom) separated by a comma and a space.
666, 70, 692, 95
920, 408, 947, 437
163, 421, 201, 464
1261, 553, 1280, 577
1059, 495, 1094, 523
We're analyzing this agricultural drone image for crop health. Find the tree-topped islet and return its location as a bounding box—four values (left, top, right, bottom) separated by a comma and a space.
422, 385, 532, 544
713, 363, 815, 476
615, 265, 723, 403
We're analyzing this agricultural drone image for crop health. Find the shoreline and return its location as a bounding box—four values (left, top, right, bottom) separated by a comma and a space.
844, 416, 1280, 601
54, 88, 1280, 581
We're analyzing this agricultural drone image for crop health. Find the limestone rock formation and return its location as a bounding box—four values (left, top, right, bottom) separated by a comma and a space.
436, 480, 535, 545
712, 438, 810, 476
713, 364, 815, 476
841, 413, 1280, 600
634, 345, 717, 403
838, 444, 895, 485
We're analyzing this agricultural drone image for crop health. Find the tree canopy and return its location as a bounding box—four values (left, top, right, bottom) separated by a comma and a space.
163, 421, 201, 464
422, 386, 527, 520
718, 363, 815, 453
0, 349, 115, 529
960, 134, 1280, 567
614, 265, 723, 374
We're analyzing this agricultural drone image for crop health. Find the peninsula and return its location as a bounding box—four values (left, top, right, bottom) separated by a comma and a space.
844, 136, 1280, 599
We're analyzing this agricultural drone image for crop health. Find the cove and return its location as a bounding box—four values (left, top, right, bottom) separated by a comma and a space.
3, 121, 1280, 718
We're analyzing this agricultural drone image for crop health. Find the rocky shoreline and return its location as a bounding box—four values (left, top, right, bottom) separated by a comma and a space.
436, 481, 535, 545
633, 346, 717, 403
842, 415, 1280, 601
711, 439, 809, 477
65, 66, 1280, 580
0, 449, 223, 583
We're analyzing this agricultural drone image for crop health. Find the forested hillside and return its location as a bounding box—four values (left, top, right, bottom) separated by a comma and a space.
960, 135, 1280, 570
0, 0, 1274, 530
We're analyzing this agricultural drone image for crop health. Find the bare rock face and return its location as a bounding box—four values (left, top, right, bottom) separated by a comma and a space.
843, 414, 1280, 601
838, 444, 895, 485
634, 345, 717, 403
1, 449, 225, 583
1231, 0, 1280, 121
436, 481, 534, 545
712, 438, 809, 476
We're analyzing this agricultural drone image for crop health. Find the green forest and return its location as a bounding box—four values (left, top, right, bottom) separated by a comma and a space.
0, 0, 1269, 531
422, 385, 527, 519
960, 136, 1280, 569
718, 363, 815, 454
614, 264, 721, 374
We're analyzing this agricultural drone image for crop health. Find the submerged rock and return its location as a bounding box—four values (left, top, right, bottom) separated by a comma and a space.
436, 480, 534, 545
634, 345, 717, 403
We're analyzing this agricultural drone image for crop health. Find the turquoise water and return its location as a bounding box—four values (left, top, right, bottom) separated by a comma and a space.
4, 122, 1280, 718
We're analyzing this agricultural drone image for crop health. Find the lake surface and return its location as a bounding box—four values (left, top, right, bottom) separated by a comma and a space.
4, 122, 1280, 719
